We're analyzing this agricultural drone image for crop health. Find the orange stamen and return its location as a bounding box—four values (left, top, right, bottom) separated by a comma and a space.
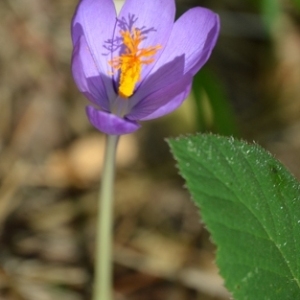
109, 28, 161, 98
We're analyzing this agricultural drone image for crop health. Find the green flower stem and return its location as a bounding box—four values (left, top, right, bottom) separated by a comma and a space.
93, 134, 119, 300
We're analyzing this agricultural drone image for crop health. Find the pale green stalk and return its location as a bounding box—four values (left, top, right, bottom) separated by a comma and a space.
93, 134, 119, 300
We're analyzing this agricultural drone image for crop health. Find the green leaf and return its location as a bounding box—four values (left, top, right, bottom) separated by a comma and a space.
168, 134, 300, 300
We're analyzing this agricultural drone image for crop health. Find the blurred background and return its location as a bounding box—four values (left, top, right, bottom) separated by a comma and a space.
0, 0, 300, 299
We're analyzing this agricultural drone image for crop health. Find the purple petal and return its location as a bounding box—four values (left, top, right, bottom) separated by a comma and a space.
72, 0, 117, 97
132, 7, 219, 102
114, 0, 175, 85
86, 106, 140, 135
154, 7, 220, 76
140, 82, 192, 121
72, 35, 110, 110
131, 54, 185, 107
126, 74, 193, 121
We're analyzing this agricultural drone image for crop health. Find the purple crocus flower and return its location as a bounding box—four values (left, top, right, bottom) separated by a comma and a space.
71, 0, 220, 135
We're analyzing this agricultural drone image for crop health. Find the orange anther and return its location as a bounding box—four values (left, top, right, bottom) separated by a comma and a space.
109, 28, 161, 98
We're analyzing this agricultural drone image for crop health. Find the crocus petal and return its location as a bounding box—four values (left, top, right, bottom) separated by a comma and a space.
72, 35, 110, 110
72, 0, 117, 98
86, 105, 140, 135
72, 0, 116, 73
115, 0, 175, 84
140, 82, 192, 121
131, 54, 185, 108
154, 7, 220, 75
127, 74, 193, 121
133, 7, 219, 102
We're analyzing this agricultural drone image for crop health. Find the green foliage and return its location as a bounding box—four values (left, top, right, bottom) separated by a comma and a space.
261, 0, 281, 30
168, 134, 300, 300
292, 0, 300, 10
192, 69, 239, 137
